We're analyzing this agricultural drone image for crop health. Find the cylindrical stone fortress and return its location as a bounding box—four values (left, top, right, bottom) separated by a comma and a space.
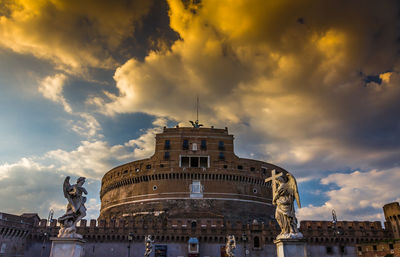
99, 126, 288, 222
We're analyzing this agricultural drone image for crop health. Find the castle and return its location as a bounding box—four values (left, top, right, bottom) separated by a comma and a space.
100, 126, 279, 222
0, 126, 399, 257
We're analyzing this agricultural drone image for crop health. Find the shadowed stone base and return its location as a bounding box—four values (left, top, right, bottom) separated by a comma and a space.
49, 237, 85, 257
274, 238, 307, 257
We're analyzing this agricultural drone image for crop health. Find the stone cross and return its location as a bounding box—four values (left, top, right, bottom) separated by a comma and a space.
264, 169, 283, 197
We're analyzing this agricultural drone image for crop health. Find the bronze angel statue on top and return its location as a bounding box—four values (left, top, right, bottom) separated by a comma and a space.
189, 120, 203, 128
273, 172, 303, 239
57, 176, 87, 238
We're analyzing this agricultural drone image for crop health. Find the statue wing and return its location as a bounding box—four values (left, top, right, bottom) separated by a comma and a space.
287, 172, 301, 208
63, 176, 71, 198
62, 176, 75, 210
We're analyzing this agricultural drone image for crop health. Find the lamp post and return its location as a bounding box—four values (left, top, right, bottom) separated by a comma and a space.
332, 209, 343, 257
128, 232, 134, 257
40, 232, 48, 257
241, 234, 248, 257
47, 209, 54, 226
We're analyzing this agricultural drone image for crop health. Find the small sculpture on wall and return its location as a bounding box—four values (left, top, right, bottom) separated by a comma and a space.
144, 235, 154, 257
57, 176, 87, 238
225, 235, 236, 257
273, 172, 303, 240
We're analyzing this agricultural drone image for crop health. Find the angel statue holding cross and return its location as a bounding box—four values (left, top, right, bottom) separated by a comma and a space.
272, 171, 303, 240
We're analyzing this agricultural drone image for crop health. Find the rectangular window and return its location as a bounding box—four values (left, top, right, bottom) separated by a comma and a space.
373, 245, 377, 251
219, 152, 225, 160
201, 140, 207, 150
181, 157, 189, 167
164, 152, 170, 160
190, 157, 199, 167
180, 156, 209, 168
200, 157, 208, 168
389, 244, 394, 250
164, 140, 170, 150
238, 165, 243, 170
218, 141, 225, 151
183, 139, 189, 150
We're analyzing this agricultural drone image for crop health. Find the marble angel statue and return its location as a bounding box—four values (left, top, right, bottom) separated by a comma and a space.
273, 172, 303, 239
225, 235, 236, 257
144, 235, 154, 257
57, 176, 87, 238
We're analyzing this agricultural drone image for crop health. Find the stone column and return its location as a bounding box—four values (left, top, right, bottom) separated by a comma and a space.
274, 239, 307, 257
49, 237, 85, 257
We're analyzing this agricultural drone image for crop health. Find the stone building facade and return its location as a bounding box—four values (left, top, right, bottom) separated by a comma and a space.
356, 202, 400, 257
100, 126, 283, 223
0, 213, 395, 257
1, 126, 399, 257
0, 212, 39, 257
383, 202, 400, 239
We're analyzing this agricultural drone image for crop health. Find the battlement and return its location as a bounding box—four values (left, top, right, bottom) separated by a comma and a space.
23, 218, 392, 245
300, 220, 384, 231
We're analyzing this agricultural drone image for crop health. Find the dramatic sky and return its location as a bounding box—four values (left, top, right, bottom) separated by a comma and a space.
1, 0, 400, 223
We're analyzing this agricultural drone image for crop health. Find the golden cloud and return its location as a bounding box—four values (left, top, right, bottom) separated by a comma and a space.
89, 0, 400, 172
0, 0, 152, 73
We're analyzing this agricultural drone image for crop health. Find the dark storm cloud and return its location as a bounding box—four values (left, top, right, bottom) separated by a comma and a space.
96, 0, 400, 170
85, 0, 400, 221
114, 0, 179, 62
0, 0, 157, 73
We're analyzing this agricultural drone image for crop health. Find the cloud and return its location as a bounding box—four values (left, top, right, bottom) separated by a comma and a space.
0, 121, 165, 218
3, 0, 400, 224
0, 157, 73, 218
38, 73, 104, 139
89, 0, 400, 176
297, 168, 400, 221
0, 0, 153, 73
68, 113, 103, 139
38, 73, 71, 113
0, 158, 102, 219
44, 140, 129, 179
124, 117, 167, 159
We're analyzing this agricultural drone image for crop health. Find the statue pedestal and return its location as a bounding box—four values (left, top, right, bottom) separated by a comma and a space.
49, 237, 85, 257
274, 238, 307, 257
